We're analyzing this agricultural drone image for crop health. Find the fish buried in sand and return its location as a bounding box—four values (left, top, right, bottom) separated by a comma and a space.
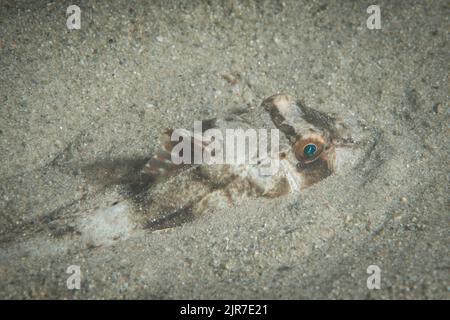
2, 94, 366, 251
135, 93, 356, 231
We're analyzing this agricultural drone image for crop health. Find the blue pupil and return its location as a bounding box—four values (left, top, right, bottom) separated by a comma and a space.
303, 144, 317, 158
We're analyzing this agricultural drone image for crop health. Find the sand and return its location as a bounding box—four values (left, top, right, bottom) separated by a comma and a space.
0, 0, 448, 299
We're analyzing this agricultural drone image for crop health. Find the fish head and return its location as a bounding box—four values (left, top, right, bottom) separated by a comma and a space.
262, 94, 360, 188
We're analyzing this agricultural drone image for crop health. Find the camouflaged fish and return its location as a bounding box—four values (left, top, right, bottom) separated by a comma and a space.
1, 94, 364, 251
128, 94, 355, 231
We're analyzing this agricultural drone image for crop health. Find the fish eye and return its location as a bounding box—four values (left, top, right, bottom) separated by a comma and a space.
293, 134, 326, 164
303, 143, 317, 158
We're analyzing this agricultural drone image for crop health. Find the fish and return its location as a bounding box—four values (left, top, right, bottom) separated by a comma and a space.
0, 94, 366, 251
129, 93, 356, 232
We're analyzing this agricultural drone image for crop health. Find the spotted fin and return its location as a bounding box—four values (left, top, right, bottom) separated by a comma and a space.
142, 119, 217, 181
141, 129, 185, 180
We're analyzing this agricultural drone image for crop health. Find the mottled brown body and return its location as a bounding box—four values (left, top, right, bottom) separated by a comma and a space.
0, 94, 363, 252
134, 94, 354, 231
